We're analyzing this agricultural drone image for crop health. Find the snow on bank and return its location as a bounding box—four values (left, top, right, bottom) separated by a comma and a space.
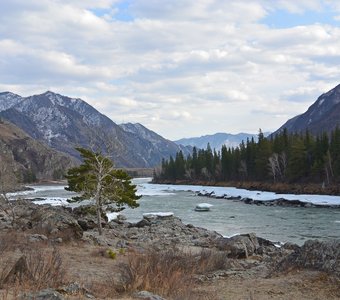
9, 178, 340, 207
137, 180, 340, 206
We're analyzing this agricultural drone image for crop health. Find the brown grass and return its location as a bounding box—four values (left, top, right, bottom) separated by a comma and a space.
0, 231, 66, 299
114, 247, 226, 299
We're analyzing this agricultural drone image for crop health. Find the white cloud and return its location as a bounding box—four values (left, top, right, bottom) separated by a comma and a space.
0, 0, 339, 139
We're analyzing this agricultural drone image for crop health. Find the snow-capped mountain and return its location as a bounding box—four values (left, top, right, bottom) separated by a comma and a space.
273, 84, 340, 136
0, 92, 24, 111
175, 132, 264, 150
0, 91, 189, 168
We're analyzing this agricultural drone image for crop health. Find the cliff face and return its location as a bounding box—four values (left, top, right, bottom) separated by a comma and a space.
0, 120, 76, 181
273, 84, 340, 136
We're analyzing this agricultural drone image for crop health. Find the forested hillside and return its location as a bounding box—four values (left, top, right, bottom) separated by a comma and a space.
155, 128, 340, 186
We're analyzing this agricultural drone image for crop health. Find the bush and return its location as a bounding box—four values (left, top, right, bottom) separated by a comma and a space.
0, 245, 65, 291
116, 247, 224, 299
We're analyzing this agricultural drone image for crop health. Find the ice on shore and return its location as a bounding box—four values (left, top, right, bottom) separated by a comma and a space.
9, 177, 340, 207
136, 179, 340, 206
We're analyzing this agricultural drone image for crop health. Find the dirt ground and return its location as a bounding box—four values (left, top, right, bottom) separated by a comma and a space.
45, 243, 340, 299
0, 234, 339, 300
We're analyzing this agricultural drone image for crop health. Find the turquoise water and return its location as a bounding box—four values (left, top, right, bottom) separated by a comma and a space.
12, 180, 340, 245
122, 189, 340, 245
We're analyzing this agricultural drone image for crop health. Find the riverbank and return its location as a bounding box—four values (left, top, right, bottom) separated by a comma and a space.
153, 179, 340, 196
0, 201, 339, 299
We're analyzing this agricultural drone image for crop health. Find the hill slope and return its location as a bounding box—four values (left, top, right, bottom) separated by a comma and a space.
0, 120, 76, 181
273, 84, 340, 136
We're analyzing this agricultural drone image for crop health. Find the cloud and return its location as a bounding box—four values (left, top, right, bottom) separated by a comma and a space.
0, 0, 339, 139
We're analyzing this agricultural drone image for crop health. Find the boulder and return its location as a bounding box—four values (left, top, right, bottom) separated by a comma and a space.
133, 291, 167, 300
29, 204, 83, 240
217, 233, 260, 258
277, 239, 340, 277
19, 289, 65, 300
1, 200, 83, 240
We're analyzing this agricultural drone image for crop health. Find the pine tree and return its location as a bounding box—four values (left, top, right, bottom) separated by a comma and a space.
65, 148, 140, 235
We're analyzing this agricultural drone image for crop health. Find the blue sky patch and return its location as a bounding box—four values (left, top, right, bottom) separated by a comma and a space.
262, 9, 339, 28
90, 1, 134, 22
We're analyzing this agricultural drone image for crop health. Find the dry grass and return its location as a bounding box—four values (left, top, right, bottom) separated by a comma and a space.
113, 247, 226, 299
0, 231, 67, 299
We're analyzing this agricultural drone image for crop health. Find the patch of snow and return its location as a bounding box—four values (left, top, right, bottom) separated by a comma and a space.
107, 212, 120, 221
143, 212, 174, 218
196, 203, 213, 208
318, 98, 325, 106
134, 180, 340, 206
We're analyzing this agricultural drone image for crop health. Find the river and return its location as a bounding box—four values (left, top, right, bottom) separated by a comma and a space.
10, 178, 340, 245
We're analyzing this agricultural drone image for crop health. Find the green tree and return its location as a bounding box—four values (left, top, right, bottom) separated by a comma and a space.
65, 148, 140, 235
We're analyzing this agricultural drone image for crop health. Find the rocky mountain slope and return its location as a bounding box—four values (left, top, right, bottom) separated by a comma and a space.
0, 92, 23, 111
273, 83, 340, 136
0, 120, 75, 181
120, 122, 191, 156
175, 132, 266, 150
0, 91, 189, 168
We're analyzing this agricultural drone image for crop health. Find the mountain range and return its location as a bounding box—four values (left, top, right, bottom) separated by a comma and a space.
1, 83, 339, 181
175, 132, 270, 150
273, 84, 340, 136
0, 91, 190, 168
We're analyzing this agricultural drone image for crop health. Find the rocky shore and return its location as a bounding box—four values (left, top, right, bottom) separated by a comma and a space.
0, 201, 339, 299
196, 190, 340, 208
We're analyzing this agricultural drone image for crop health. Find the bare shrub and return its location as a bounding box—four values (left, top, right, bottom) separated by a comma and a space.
117, 248, 195, 297
196, 249, 229, 273
115, 247, 226, 299
0, 246, 65, 291
0, 231, 28, 254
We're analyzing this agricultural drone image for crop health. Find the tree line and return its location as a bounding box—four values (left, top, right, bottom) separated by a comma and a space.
155, 128, 340, 185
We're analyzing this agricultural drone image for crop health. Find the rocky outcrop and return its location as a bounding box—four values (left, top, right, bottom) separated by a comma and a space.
216, 233, 261, 258
109, 214, 223, 250
242, 197, 340, 208
19, 283, 95, 300
277, 239, 340, 277
0, 201, 83, 240
195, 190, 340, 208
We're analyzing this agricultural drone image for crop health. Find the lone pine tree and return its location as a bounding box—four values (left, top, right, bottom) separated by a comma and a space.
65, 148, 140, 235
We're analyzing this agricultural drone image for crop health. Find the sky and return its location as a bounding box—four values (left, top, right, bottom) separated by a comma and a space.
1, 0, 340, 140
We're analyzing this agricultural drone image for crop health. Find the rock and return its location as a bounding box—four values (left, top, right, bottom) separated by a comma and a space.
72, 205, 107, 231
134, 218, 151, 228
2, 200, 83, 240
277, 239, 340, 277
143, 212, 174, 221
77, 219, 97, 230
29, 204, 83, 240
124, 216, 222, 250
282, 242, 300, 251
57, 282, 94, 298
217, 233, 260, 258
133, 290, 167, 300
19, 289, 65, 300
28, 234, 48, 242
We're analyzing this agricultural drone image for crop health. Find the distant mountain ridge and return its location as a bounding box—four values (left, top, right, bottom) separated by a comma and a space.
0, 91, 190, 168
120, 122, 191, 156
273, 84, 340, 136
175, 132, 268, 150
0, 92, 24, 111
